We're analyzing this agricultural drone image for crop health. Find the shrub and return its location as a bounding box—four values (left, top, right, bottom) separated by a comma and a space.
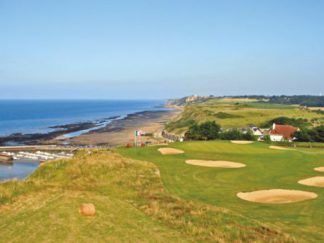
262, 116, 309, 129
186, 121, 221, 140
220, 129, 255, 141
295, 126, 324, 142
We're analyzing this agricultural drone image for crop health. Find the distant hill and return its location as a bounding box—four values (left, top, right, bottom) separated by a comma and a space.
166, 95, 213, 106
168, 95, 324, 107
230, 95, 324, 107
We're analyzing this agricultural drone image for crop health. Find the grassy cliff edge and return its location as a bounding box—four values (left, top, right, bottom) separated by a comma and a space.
0, 150, 292, 242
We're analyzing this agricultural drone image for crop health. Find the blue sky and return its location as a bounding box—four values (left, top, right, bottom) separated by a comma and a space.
0, 0, 323, 99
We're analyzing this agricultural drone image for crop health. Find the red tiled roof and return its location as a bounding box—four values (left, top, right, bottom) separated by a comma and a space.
270, 124, 299, 140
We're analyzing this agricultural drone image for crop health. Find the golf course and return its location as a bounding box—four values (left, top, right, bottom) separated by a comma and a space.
119, 141, 324, 242
1, 140, 324, 241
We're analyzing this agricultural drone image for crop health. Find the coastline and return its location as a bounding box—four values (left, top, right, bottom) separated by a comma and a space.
0, 106, 182, 148
0, 122, 97, 146
58, 108, 182, 146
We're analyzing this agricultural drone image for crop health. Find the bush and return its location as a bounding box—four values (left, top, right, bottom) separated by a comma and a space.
186, 121, 221, 140
262, 116, 309, 128
295, 126, 324, 142
220, 129, 242, 140
220, 129, 255, 141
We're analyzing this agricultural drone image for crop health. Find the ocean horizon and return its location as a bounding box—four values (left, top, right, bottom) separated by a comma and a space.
0, 99, 165, 136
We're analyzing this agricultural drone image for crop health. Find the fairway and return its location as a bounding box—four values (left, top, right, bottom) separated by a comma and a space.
119, 141, 324, 242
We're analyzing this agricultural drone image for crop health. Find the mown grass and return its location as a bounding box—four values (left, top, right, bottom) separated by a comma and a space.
119, 141, 324, 242
0, 150, 292, 242
166, 98, 324, 134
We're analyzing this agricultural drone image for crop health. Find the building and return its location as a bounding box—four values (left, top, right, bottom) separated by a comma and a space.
269, 123, 299, 142
248, 124, 263, 136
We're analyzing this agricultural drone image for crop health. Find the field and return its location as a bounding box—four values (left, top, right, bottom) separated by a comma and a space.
119, 141, 324, 242
0, 149, 293, 242
166, 98, 324, 134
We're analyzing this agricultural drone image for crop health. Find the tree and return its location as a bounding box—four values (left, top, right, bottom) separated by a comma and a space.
294, 126, 324, 142
219, 129, 255, 141
294, 130, 311, 142
261, 116, 309, 129
186, 121, 221, 140
220, 129, 243, 140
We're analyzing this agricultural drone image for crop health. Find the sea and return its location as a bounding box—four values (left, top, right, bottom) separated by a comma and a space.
0, 99, 165, 181
0, 99, 165, 136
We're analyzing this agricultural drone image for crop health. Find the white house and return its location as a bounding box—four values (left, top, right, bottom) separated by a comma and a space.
269, 123, 299, 142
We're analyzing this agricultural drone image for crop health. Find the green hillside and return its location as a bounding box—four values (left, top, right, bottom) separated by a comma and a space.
166, 98, 324, 134
0, 150, 291, 242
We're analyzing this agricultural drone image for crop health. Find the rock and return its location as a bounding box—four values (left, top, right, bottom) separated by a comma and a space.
79, 203, 96, 216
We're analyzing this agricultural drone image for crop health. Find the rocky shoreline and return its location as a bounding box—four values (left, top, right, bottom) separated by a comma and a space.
0, 109, 178, 147
68, 108, 181, 146
0, 122, 97, 146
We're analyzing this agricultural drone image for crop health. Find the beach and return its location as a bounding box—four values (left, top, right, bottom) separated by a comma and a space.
55, 108, 182, 146
0, 100, 179, 147
0, 108, 181, 147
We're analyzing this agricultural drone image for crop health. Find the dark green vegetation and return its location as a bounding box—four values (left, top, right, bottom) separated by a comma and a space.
219, 128, 254, 141
266, 95, 324, 107
294, 126, 324, 142
261, 116, 310, 129
186, 121, 254, 141
0, 150, 292, 242
120, 141, 324, 242
228, 95, 324, 107
186, 121, 221, 140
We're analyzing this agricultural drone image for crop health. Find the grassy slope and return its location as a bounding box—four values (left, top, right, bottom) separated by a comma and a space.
119, 141, 324, 242
0, 150, 291, 242
166, 98, 324, 134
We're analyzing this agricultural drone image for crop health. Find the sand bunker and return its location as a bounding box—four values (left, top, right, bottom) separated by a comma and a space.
158, 148, 184, 155
314, 167, 324, 172
231, 140, 254, 144
237, 189, 317, 204
298, 176, 324, 187
185, 160, 246, 168
269, 146, 291, 150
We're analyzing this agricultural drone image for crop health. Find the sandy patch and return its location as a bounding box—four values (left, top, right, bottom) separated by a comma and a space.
314, 167, 324, 172
298, 176, 324, 187
237, 189, 317, 204
158, 148, 184, 155
185, 160, 246, 168
269, 146, 291, 150
231, 140, 254, 144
